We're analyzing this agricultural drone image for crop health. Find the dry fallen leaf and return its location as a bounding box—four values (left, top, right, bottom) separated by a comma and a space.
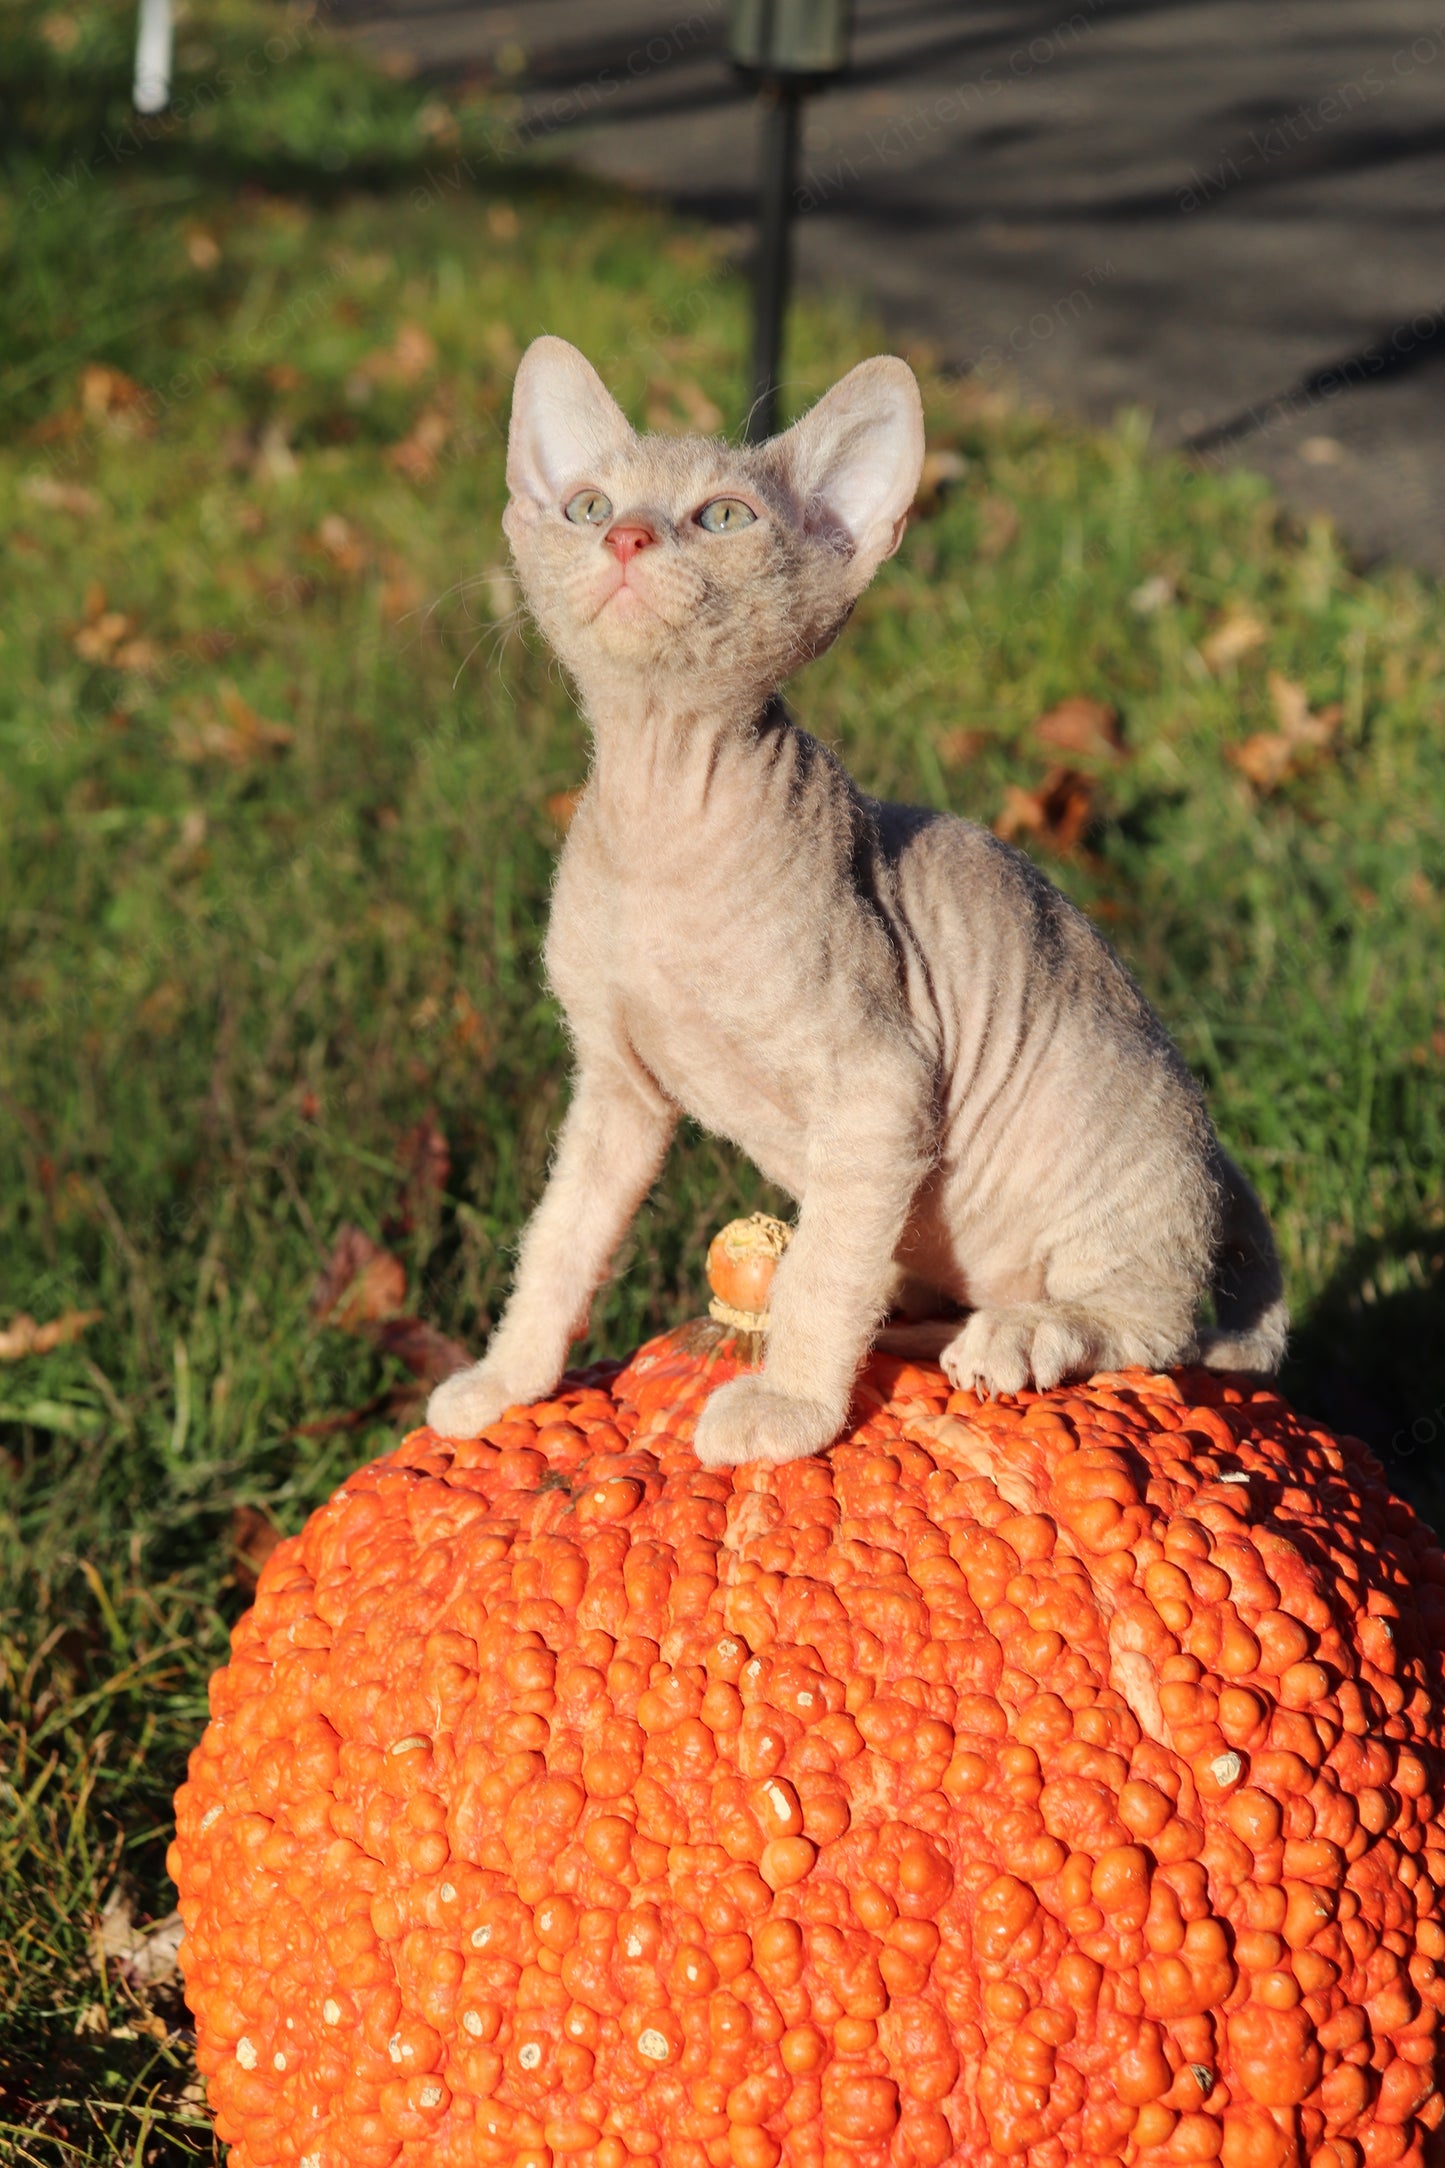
311, 1225, 407, 1328
91, 1887, 186, 1992
993, 765, 1095, 851
316, 512, 368, 573
1227, 732, 1297, 792
1200, 609, 1267, 673
1129, 573, 1174, 616
138, 981, 185, 1035
230, 1503, 285, 1595
0, 1308, 103, 1360
253, 419, 299, 484
387, 409, 450, 482
547, 787, 583, 833
1267, 670, 1341, 743
71, 585, 159, 671
381, 563, 426, 618
1227, 670, 1343, 791
171, 685, 293, 766
74, 610, 131, 662
385, 1116, 452, 1240
935, 728, 984, 767
185, 226, 220, 271
450, 986, 490, 1054
220, 683, 293, 756
1033, 695, 1125, 762
390, 322, 439, 382
352, 322, 437, 391
418, 100, 459, 144
370, 1314, 472, 1386
21, 474, 102, 518
79, 364, 153, 434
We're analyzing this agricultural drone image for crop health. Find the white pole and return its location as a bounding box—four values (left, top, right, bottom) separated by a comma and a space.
133, 0, 173, 114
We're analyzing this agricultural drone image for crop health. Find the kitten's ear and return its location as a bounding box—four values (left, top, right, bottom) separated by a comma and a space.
769, 357, 925, 589
506, 337, 634, 513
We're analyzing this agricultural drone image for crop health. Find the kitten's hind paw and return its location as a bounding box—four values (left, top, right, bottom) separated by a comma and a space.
694, 1377, 839, 1468
941, 1304, 1099, 1398
427, 1361, 518, 1439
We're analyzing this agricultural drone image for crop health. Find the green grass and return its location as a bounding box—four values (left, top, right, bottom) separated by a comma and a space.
2, 0, 1444, 2145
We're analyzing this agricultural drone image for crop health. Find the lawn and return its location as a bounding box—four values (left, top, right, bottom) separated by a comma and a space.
2, 0, 1444, 2146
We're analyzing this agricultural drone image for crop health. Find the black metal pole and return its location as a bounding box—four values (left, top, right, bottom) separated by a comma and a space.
746, 77, 801, 443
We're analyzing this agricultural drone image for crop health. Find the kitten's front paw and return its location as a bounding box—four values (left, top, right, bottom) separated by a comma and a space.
694, 1377, 839, 1468
941, 1304, 1098, 1398
426, 1361, 519, 1439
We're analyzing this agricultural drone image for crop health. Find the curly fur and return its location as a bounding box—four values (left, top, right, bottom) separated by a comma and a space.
427, 338, 1287, 1465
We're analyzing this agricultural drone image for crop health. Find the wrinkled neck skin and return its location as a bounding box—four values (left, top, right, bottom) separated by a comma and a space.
573, 661, 827, 857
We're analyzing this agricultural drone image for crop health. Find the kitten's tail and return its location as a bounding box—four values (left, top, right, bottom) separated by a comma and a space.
1196, 1149, 1289, 1376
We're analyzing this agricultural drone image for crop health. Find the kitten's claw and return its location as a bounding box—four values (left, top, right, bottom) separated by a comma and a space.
694, 1376, 839, 1468
426, 1362, 519, 1439
941, 1304, 1097, 1398
941, 1301, 1189, 1395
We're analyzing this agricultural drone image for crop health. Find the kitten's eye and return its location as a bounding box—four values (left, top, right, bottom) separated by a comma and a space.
565, 489, 613, 526
697, 497, 757, 534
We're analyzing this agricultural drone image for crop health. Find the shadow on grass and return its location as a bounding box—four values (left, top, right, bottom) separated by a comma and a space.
0, 2007, 217, 2166
1284, 1217, 1445, 1533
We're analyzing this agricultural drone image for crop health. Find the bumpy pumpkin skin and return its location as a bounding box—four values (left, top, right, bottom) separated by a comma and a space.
171, 1337, 1445, 2168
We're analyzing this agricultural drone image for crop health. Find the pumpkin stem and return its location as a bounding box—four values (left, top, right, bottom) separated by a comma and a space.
705, 1213, 792, 1332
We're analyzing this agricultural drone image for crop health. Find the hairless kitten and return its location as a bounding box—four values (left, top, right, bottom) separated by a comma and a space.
428, 337, 1287, 1466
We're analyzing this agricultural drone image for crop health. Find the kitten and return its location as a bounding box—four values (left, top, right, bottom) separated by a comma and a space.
427, 336, 1287, 1466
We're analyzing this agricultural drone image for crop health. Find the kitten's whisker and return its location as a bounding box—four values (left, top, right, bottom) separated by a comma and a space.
451, 635, 490, 689
424, 573, 494, 629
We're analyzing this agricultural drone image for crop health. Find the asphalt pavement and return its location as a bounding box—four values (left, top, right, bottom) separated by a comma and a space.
330, 0, 1445, 571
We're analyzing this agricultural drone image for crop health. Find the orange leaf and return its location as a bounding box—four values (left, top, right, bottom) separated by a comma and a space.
79, 364, 153, 432
993, 766, 1095, 850
172, 686, 293, 766
386, 410, 449, 482
1228, 674, 1343, 791
1268, 671, 1342, 748
230, 1504, 284, 1594
1200, 610, 1266, 673
1033, 696, 1124, 762
352, 322, 437, 388
935, 728, 983, 768
22, 475, 102, 518
312, 1226, 407, 1328
385, 1117, 452, 1239
0, 1308, 103, 1361
370, 1314, 472, 1385
316, 513, 368, 573
1227, 733, 1297, 792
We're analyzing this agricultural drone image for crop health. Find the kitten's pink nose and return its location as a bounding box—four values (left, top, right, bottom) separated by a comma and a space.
606, 523, 657, 567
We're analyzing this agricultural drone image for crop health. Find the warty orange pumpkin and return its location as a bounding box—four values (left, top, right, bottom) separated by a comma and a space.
170, 1223, 1445, 2168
